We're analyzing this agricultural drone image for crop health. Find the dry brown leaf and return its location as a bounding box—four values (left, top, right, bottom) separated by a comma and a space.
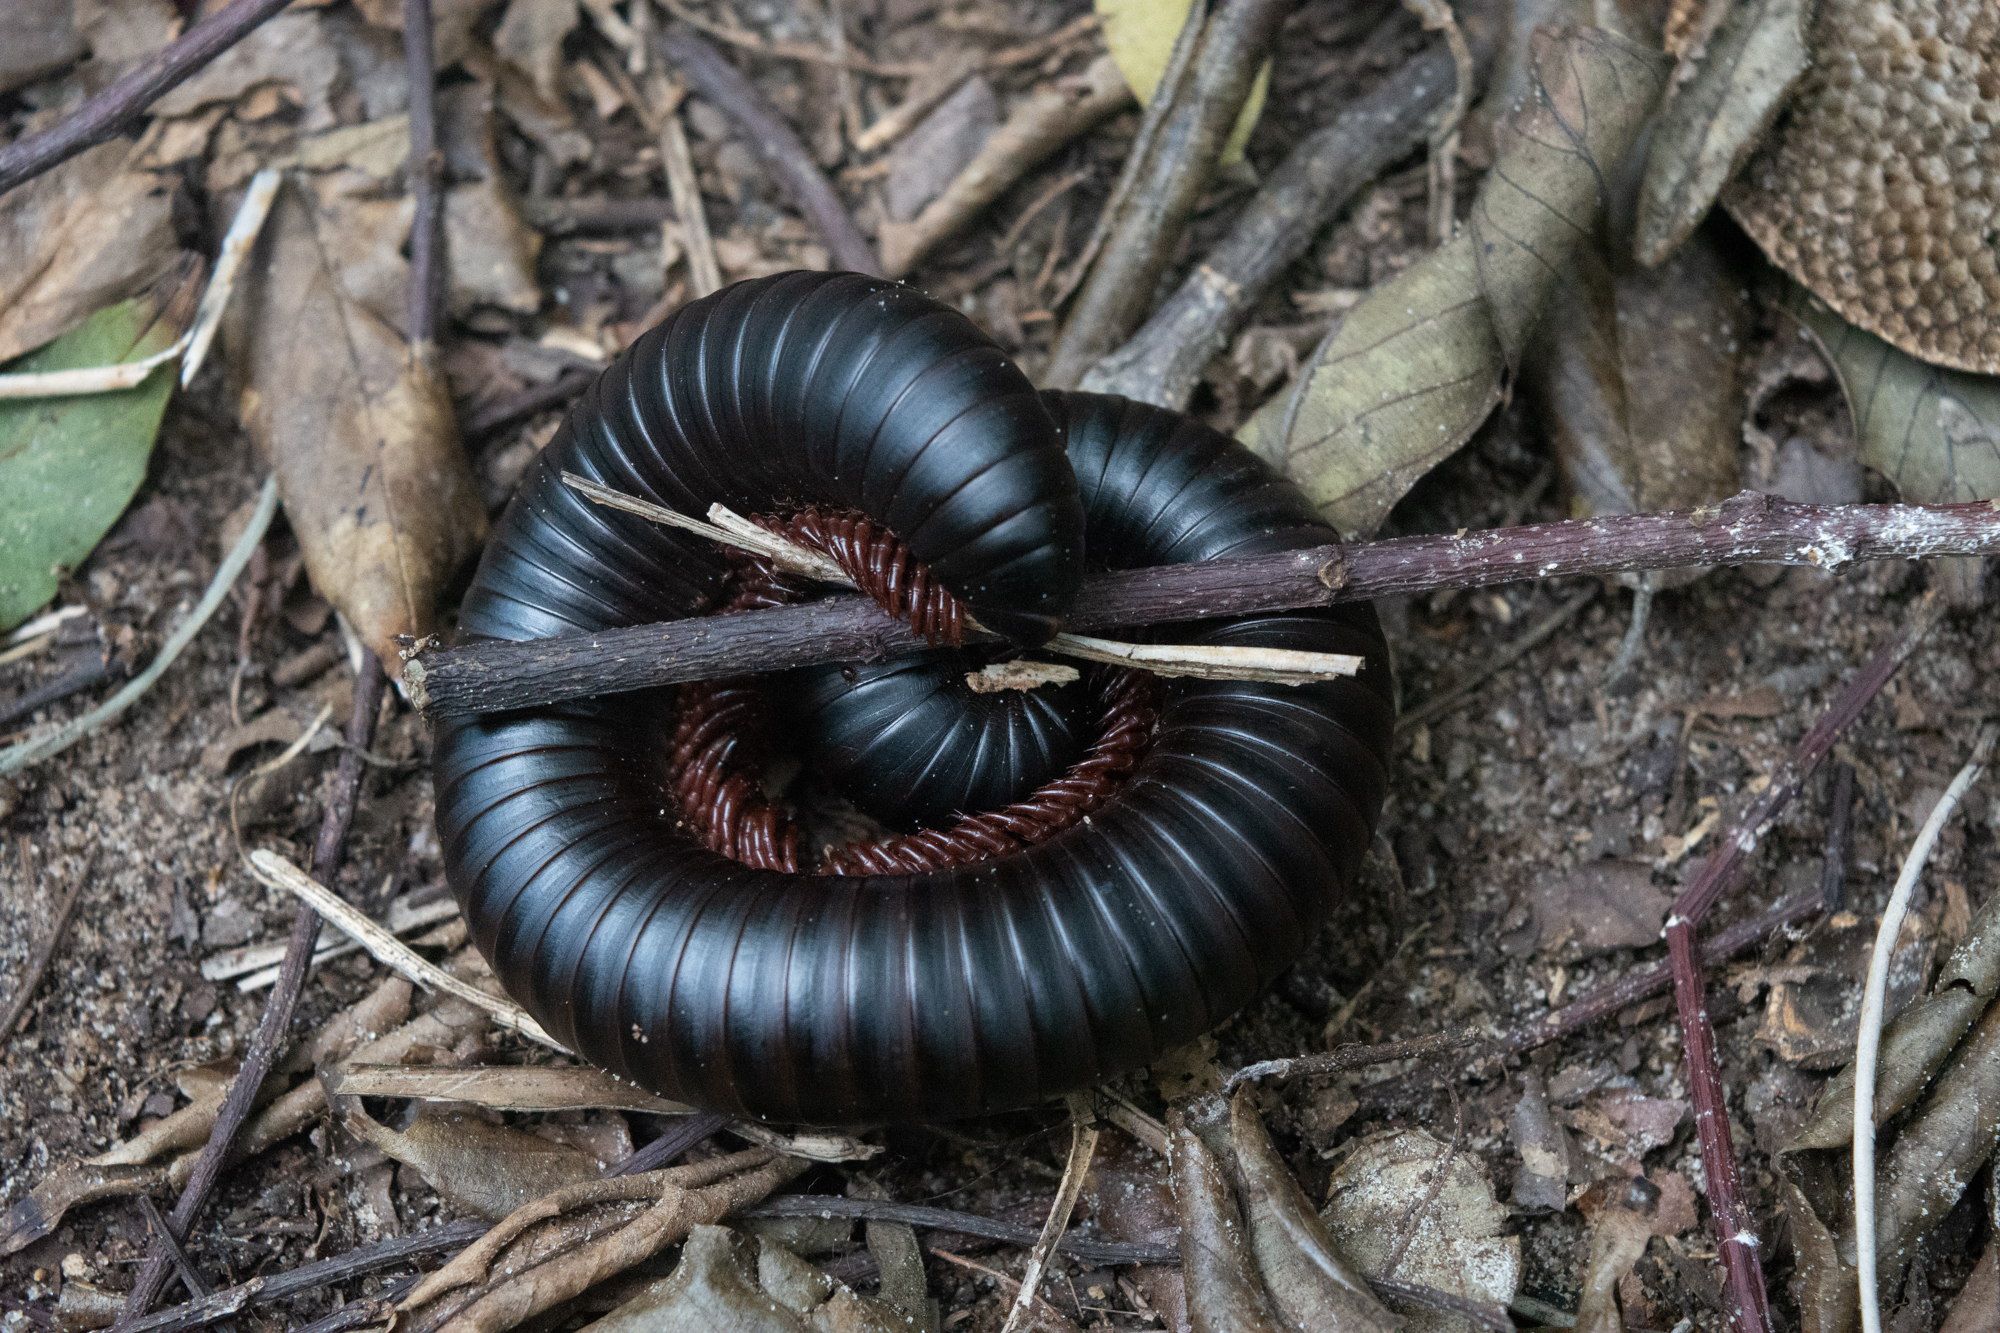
494, 0, 579, 104
78, 0, 181, 67
0, 0, 85, 94
225, 178, 487, 667
342, 1102, 601, 1220
0, 1161, 168, 1256
1794, 889, 2000, 1150
1167, 1106, 1287, 1333
586, 1224, 910, 1332
352, 0, 494, 68
0, 141, 177, 363
150, 9, 344, 131
1240, 27, 1668, 537
445, 177, 544, 315
1938, 1239, 1999, 1333
1525, 218, 1747, 557
1321, 1129, 1520, 1333
1573, 1176, 1661, 1333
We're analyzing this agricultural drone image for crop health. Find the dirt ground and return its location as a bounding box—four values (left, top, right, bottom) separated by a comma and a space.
3, 0, 1997, 1328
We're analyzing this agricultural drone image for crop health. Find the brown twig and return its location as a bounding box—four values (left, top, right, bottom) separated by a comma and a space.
520, 196, 677, 234
1664, 592, 1943, 1333
659, 23, 881, 276
402, 0, 445, 356
607, 1112, 730, 1176
1819, 760, 1856, 911
0, 851, 88, 1038
117, 651, 388, 1327
461, 370, 594, 444
744, 1195, 1177, 1266
1356, 890, 1826, 1109
1083, 34, 1486, 407
1226, 1027, 1485, 1093
407, 492, 2000, 718
0, 0, 297, 197
879, 57, 1131, 279
137, 1198, 209, 1300
0, 647, 125, 729
1044, 0, 1291, 388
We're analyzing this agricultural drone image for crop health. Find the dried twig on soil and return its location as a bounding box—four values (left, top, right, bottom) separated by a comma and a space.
408, 492, 2000, 717
1002, 1100, 1100, 1333
1083, 36, 1482, 408
462, 370, 593, 443
403, 0, 445, 357
1225, 1026, 1485, 1093
0, 0, 296, 196
1855, 721, 1998, 1333
1820, 760, 1856, 910
0, 852, 87, 1038
0, 476, 279, 776
655, 88, 722, 298
1398, 586, 1599, 732
744, 1194, 1178, 1265
609, 1113, 732, 1176
659, 24, 880, 276
117, 651, 389, 1326
1045, 0, 1290, 388
878, 55, 1133, 277
248, 849, 564, 1051
1664, 591, 1946, 1333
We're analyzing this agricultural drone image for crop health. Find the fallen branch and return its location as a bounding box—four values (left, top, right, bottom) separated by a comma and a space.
1044, 0, 1291, 388
1082, 35, 1482, 408
879, 55, 1132, 278
403, 0, 445, 358
407, 492, 2000, 718
1664, 591, 1946, 1333
461, 369, 593, 443
660, 23, 880, 276
0, 0, 297, 197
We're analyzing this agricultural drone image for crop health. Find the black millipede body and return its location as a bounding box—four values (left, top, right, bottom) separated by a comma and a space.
433, 271, 1394, 1125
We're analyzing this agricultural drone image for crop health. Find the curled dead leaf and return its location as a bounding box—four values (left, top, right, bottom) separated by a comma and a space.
1240, 27, 1667, 537
225, 178, 487, 666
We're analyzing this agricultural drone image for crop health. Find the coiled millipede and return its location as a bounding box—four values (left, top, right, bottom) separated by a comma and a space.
433, 271, 1394, 1125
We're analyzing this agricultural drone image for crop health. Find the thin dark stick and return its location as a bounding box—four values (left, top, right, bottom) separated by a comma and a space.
520, 197, 678, 235
659, 24, 880, 276
117, 651, 388, 1327
607, 1112, 730, 1176
1225, 1027, 1484, 1093
461, 369, 594, 444
1663, 593, 1942, 1333
407, 492, 2000, 718
1084, 33, 1488, 408
0, 649, 124, 728
0, 0, 297, 197
402, 0, 445, 354
0, 855, 87, 1039
1367, 1276, 1512, 1333
742, 1195, 1178, 1266
1045, 0, 1290, 388
1820, 761, 1856, 911
120, 1220, 487, 1333
1354, 890, 1826, 1109
138, 1198, 210, 1300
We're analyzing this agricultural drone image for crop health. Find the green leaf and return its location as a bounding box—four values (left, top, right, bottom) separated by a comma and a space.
0, 298, 181, 631
1634, 0, 1810, 266
1242, 26, 1668, 538
1097, 0, 1268, 167
1787, 284, 2000, 605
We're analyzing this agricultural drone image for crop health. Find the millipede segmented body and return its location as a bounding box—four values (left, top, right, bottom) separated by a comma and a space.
434, 272, 1394, 1125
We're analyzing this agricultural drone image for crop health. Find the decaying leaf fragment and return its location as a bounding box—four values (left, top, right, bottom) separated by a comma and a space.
0, 1161, 168, 1257
0, 264, 201, 630
1168, 1106, 1287, 1333
1634, 0, 1811, 265
326, 1061, 696, 1116
1786, 285, 2000, 607
1725, 0, 2000, 374
1573, 1176, 1661, 1333
584, 1224, 908, 1333
1227, 1091, 1404, 1333
339, 1101, 600, 1221
1792, 888, 2000, 1150
1320, 1129, 1521, 1333
226, 179, 487, 666
0, 141, 178, 364
1240, 27, 1666, 537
